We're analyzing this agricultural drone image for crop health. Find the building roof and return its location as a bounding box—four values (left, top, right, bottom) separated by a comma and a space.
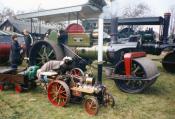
0, 30, 23, 36
0, 18, 56, 34
16, 0, 106, 23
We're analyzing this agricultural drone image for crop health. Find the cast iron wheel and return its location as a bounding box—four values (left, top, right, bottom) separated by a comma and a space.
162, 51, 175, 73
84, 97, 99, 116
29, 40, 64, 66
103, 93, 115, 107
114, 60, 150, 93
47, 80, 70, 107
70, 68, 84, 77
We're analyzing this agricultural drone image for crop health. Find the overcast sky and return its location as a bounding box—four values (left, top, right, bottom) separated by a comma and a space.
0, 0, 175, 16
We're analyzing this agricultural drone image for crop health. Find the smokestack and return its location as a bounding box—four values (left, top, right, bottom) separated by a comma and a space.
162, 13, 171, 43
110, 17, 118, 44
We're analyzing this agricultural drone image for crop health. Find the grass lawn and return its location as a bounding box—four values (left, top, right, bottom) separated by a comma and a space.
0, 55, 175, 119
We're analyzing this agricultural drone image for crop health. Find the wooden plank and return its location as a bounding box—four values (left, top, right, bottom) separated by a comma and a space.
0, 74, 24, 84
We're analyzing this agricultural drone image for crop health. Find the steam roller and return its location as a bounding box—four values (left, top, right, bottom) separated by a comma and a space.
162, 51, 175, 73
112, 54, 159, 93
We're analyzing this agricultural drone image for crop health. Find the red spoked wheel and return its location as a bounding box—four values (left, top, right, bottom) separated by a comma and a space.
0, 84, 3, 91
84, 97, 99, 116
47, 80, 70, 107
15, 85, 22, 93
70, 68, 84, 96
70, 68, 84, 77
103, 93, 115, 107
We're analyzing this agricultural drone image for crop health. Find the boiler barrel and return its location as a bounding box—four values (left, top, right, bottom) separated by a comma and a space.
75, 46, 108, 61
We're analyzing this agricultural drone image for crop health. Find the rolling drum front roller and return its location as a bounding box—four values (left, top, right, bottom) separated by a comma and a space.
162, 51, 175, 73
112, 52, 160, 93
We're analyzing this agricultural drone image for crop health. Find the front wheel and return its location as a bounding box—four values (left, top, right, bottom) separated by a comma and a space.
114, 58, 158, 93
84, 97, 99, 115
103, 93, 115, 107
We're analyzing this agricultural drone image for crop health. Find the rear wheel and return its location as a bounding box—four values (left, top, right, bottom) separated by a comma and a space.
70, 68, 84, 77
47, 80, 70, 107
29, 40, 64, 66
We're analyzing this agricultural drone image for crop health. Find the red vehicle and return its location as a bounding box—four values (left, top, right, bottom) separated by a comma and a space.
0, 30, 25, 64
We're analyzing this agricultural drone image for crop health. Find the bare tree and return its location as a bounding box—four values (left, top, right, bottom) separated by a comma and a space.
121, 3, 150, 31
122, 3, 150, 18
0, 7, 15, 21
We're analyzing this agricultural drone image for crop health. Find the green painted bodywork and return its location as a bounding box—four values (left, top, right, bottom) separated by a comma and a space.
25, 66, 40, 80
48, 30, 58, 42
75, 45, 108, 60
47, 30, 108, 60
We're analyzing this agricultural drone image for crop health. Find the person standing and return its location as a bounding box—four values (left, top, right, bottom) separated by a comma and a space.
9, 35, 23, 69
58, 29, 68, 44
23, 29, 34, 57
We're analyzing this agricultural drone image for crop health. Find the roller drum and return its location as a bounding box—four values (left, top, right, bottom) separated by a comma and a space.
162, 51, 175, 73
114, 57, 159, 93
134, 57, 159, 87
134, 57, 159, 79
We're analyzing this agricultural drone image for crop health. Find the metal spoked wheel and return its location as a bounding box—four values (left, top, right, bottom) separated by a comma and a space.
29, 40, 64, 66
70, 68, 84, 77
114, 60, 150, 93
84, 97, 99, 116
47, 80, 70, 107
103, 93, 115, 107
70, 68, 84, 96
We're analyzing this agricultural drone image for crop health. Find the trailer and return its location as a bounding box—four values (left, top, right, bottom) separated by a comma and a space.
0, 66, 39, 93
